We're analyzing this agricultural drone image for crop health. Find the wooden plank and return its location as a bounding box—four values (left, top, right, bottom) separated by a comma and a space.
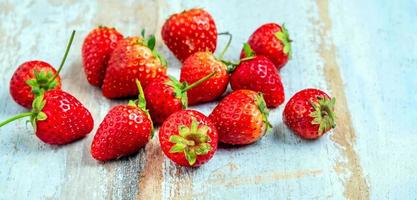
0, 0, 416, 199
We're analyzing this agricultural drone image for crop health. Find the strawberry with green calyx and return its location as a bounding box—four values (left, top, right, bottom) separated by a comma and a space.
82, 26, 124, 87
144, 72, 215, 124
230, 43, 285, 108
0, 90, 94, 145
91, 80, 153, 161
209, 90, 272, 145
159, 110, 218, 167
283, 88, 336, 139
102, 31, 167, 99
10, 30, 76, 108
240, 23, 292, 70
179, 32, 234, 105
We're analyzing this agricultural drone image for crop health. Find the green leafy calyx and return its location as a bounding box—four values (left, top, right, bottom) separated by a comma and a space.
274, 24, 292, 59
26, 69, 59, 96
255, 93, 273, 132
309, 96, 336, 135
165, 72, 215, 109
169, 119, 212, 166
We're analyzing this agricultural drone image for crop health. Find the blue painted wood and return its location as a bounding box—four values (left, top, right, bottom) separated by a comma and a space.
0, 0, 416, 199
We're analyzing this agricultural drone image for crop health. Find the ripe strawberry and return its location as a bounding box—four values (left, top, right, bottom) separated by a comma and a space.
161, 8, 217, 62
283, 89, 336, 139
91, 80, 153, 161
180, 52, 229, 105
159, 110, 218, 167
209, 90, 272, 145
240, 23, 292, 70
0, 90, 94, 145
102, 33, 167, 99
9, 31, 75, 108
144, 72, 215, 124
82, 26, 123, 87
230, 45, 285, 108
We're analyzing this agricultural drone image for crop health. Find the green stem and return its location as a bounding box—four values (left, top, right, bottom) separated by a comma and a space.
135, 79, 147, 109
217, 32, 232, 60
47, 30, 76, 85
182, 72, 216, 92
0, 112, 33, 127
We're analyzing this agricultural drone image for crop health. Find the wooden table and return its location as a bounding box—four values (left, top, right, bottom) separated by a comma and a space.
1, 0, 416, 199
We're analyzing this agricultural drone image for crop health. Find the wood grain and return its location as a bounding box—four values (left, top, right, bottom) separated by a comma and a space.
0, 0, 416, 199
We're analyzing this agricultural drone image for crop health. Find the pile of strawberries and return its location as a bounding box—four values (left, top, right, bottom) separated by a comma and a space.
1, 8, 336, 167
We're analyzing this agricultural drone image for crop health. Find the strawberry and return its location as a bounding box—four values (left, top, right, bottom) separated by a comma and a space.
159, 110, 218, 167
283, 88, 336, 139
144, 72, 215, 124
9, 31, 75, 108
230, 44, 285, 108
240, 23, 292, 70
180, 52, 229, 105
91, 80, 153, 161
0, 90, 94, 145
102, 32, 167, 99
209, 90, 272, 145
161, 8, 217, 62
82, 26, 124, 87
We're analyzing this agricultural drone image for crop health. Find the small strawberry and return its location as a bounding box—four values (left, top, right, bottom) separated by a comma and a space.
240, 23, 292, 70
82, 26, 124, 87
102, 32, 167, 99
9, 31, 75, 108
0, 90, 94, 145
144, 72, 215, 124
230, 44, 285, 108
159, 110, 218, 167
179, 32, 232, 105
91, 80, 153, 161
161, 8, 217, 62
180, 52, 229, 105
209, 90, 272, 145
283, 89, 336, 139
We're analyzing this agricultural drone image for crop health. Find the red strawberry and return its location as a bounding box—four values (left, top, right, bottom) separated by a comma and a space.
159, 110, 218, 167
9, 31, 75, 108
144, 72, 215, 124
10, 61, 61, 108
102, 34, 167, 99
231, 46, 285, 108
240, 23, 292, 70
283, 89, 336, 139
209, 90, 271, 145
82, 26, 124, 87
162, 8, 217, 62
180, 52, 229, 105
91, 80, 153, 161
0, 90, 94, 145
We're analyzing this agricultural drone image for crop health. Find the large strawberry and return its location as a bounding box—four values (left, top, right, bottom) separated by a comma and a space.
230, 44, 285, 108
144, 72, 215, 124
283, 88, 336, 139
240, 23, 292, 70
9, 31, 75, 108
161, 8, 217, 62
91, 80, 153, 161
82, 26, 123, 87
159, 110, 218, 167
0, 90, 94, 145
102, 33, 167, 99
209, 90, 272, 145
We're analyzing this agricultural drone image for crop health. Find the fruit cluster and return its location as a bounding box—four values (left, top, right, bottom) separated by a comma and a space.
0, 8, 336, 167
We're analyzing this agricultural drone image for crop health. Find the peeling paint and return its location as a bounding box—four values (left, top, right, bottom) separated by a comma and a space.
315, 0, 370, 199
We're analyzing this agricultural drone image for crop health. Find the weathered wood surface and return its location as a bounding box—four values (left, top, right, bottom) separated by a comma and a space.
0, 0, 416, 199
